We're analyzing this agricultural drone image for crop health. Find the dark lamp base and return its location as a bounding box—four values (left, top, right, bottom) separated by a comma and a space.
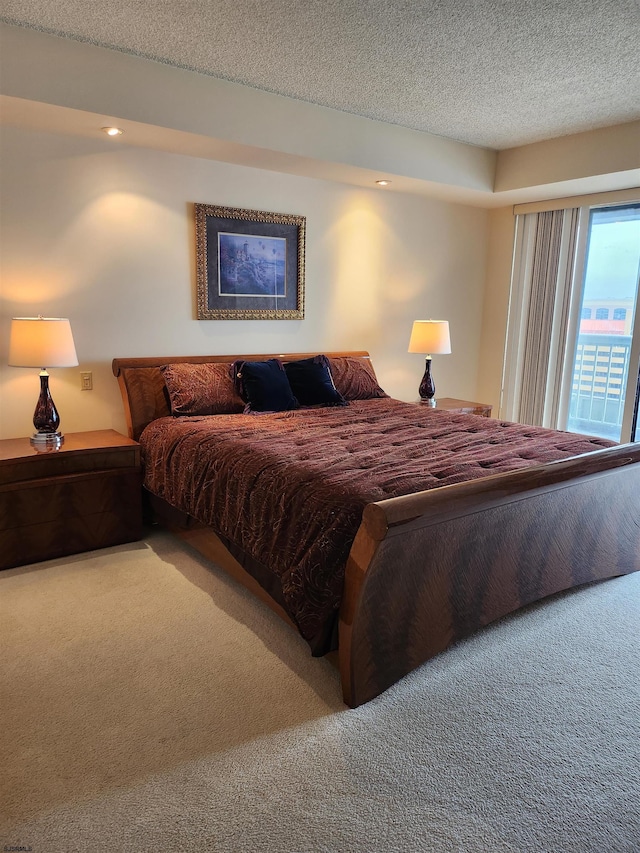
31, 371, 63, 451
418, 356, 436, 403
419, 397, 437, 407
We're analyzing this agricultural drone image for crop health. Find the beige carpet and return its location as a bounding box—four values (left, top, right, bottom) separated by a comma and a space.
1, 528, 638, 852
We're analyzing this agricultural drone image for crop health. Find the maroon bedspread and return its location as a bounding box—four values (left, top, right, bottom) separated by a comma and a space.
140, 399, 613, 653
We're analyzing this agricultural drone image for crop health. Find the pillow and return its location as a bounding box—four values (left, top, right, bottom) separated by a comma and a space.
233, 359, 299, 412
284, 355, 347, 407
160, 362, 244, 416
327, 356, 388, 400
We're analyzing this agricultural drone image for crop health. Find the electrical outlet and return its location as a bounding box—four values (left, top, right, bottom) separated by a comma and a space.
80, 371, 93, 391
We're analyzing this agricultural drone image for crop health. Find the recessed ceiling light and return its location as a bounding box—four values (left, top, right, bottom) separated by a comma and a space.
375, 180, 391, 186
102, 126, 123, 136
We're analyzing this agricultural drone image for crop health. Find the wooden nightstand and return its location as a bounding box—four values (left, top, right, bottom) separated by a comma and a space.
416, 397, 493, 417
0, 429, 142, 571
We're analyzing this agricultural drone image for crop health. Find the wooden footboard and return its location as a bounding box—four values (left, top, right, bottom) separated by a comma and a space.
339, 442, 640, 707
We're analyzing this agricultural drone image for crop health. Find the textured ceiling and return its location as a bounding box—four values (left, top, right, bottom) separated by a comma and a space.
1, 0, 639, 150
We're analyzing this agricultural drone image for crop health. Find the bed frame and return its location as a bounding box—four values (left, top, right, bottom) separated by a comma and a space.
112, 352, 640, 707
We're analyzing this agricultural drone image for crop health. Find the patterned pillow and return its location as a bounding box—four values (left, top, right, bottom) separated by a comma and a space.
327, 356, 388, 400
160, 362, 245, 416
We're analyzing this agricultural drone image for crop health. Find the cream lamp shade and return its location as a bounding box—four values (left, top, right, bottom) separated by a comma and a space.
9, 317, 78, 368
408, 320, 451, 355
9, 316, 79, 449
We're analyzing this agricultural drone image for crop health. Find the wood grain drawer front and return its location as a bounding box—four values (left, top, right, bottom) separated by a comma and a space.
0, 446, 140, 487
0, 468, 142, 570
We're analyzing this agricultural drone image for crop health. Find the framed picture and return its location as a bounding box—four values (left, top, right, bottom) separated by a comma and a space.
195, 203, 306, 319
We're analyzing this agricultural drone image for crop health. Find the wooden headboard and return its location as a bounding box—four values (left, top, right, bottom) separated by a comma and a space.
112, 351, 372, 440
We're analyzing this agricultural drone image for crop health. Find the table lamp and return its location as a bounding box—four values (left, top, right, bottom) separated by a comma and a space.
408, 319, 451, 406
9, 316, 79, 448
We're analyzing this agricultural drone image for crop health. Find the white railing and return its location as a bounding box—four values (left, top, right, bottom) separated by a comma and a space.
567, 334, 632, 440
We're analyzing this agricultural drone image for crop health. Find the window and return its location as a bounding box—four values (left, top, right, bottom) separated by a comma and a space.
504, 202, 640, 443
566, 206, 640, 441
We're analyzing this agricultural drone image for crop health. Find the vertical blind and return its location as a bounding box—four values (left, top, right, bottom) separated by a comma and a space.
507, 207, 579, 427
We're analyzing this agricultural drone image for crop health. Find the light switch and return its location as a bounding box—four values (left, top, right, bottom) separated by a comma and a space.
80, 371, 93, 391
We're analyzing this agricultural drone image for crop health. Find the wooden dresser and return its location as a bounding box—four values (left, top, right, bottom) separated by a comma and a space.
0, 429, 142, 570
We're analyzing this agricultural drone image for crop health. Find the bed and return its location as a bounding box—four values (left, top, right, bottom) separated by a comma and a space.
112, 351, 640, 707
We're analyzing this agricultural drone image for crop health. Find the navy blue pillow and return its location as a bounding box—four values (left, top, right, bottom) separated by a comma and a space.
284, 355, 347, 407
233, 359, 299, 412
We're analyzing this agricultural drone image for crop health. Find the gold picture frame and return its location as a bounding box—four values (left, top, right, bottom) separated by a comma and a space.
195, 203, 305, 320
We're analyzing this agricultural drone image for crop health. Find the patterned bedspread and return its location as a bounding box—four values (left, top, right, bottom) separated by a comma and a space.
140, 399, 613, 652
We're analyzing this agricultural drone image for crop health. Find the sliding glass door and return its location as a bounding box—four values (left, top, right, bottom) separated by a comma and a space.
565, 204, 640, 442
631, 366, 640, 442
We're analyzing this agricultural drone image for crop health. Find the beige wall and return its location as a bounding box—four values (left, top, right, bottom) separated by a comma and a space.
0, 126, 488, 439
495, 121, 640, 193
476, 207, 516, 416
0, 24, 496, 202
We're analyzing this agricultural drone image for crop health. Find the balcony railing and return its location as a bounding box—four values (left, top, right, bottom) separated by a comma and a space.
567, 333, 632, 440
